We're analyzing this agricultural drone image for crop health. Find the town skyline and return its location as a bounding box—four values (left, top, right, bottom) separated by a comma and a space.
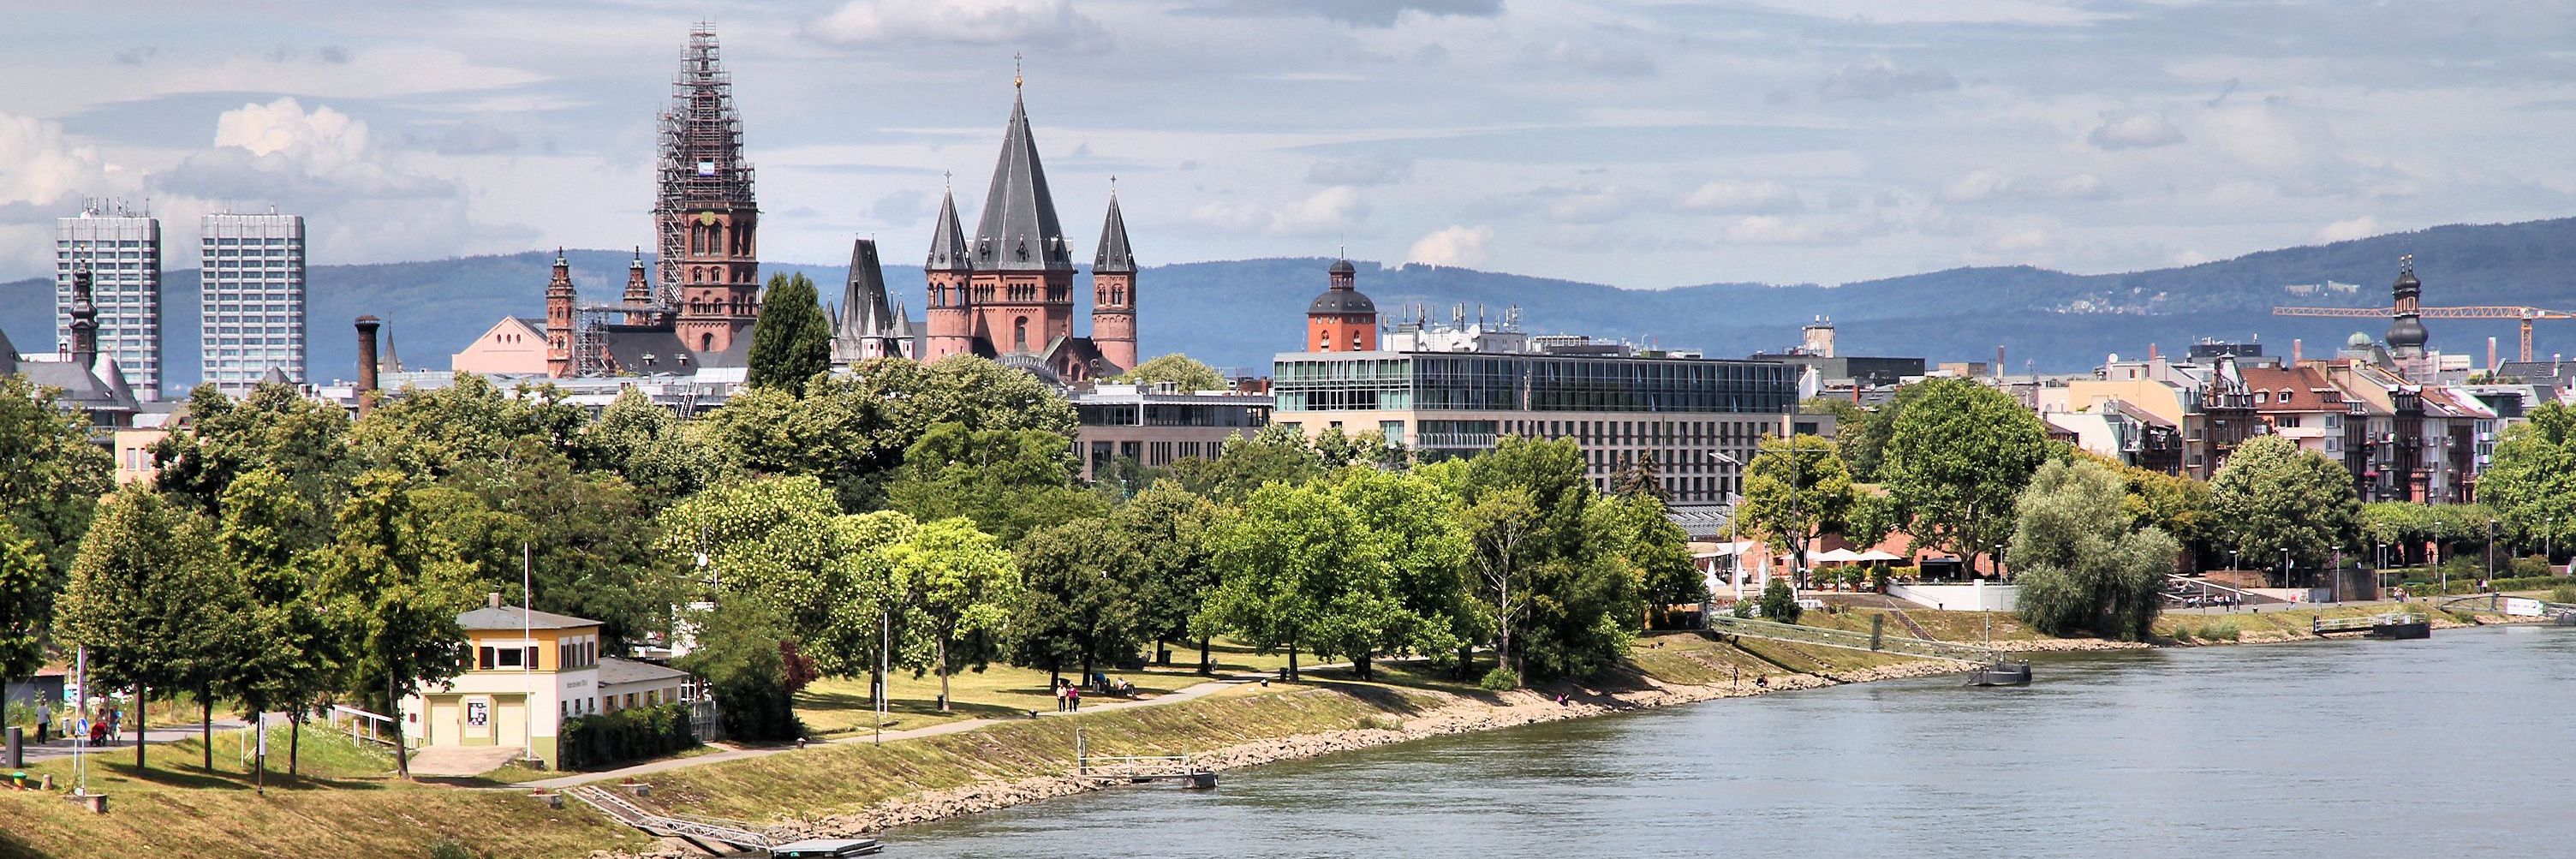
4, 0, 2569, 289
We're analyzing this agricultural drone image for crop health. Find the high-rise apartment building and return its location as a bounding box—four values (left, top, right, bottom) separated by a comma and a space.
200, 212, 308, 394
56, 201, 163, 399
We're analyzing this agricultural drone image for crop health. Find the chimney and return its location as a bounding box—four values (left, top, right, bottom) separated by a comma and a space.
2488, 337, 2499, 372
2147, 343, 2159, 361
2293, 338, 2303, 364
487, 592, 503, 609
355, 315, 382, 417
1995, 345, 2005, 382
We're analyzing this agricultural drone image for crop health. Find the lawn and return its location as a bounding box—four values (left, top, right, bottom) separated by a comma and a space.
0, 727, 644, 859
793, 637, 1308, 737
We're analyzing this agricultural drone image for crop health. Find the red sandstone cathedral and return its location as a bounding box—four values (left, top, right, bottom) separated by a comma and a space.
530, 26, 1139, 382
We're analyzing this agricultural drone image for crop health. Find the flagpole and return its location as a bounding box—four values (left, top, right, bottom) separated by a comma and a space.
522, 540, 534, 762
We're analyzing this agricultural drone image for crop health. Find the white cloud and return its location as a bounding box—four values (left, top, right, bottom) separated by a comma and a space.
1190, 186, 1368, 236
2088, 110, 2185, 150
0, 113, 109, 206
1546, 186, 1637, 224
1407, 224, 1492, 267
806, 0, 1111, 51
214, 98, 367, 165
1941, 169, 2109, 202
154, 98, 474, 265
1678, 180, 1800, 214
2315, 215, 2381, 243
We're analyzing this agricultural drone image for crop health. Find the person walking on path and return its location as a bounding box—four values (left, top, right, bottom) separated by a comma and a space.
1068, 685, 1081, 713
33, 698, 50, 743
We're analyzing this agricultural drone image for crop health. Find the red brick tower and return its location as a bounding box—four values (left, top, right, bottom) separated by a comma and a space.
923, 186, 975, 360
1089, 187, 1137, 373
965, 81, 1076, 358
622, 247, 656, 326
545, 249, 576, 377
656, 24, 760, 355
1306, 259, 1378, 352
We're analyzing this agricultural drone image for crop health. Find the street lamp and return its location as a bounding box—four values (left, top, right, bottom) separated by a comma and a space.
2487, 518, 2500, 591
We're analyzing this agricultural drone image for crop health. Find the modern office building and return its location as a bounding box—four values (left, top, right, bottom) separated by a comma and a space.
200, 212, 307, 394
1073, 382, 1272, 481
1269, 262, 1811, 502
56, 201, 162, 398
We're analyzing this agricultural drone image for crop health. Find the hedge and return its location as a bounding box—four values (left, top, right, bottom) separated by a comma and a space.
560, 702, 699, 771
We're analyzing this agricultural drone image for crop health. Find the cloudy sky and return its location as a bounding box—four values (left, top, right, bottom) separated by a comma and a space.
3, 0, 2570, 288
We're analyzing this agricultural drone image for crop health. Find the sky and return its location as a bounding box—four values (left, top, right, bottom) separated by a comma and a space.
1, 0, 2571, 288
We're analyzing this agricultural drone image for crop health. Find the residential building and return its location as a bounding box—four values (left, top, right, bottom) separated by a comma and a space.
199, 212, 308, 395
56, 201, 161, 398
1073, 382, 1271, 481
397, 600, 611, 770
1270, 262, 1808, 502
597, 657, 695, 714
2239, 364, 2350, 460
2069, 351, 2256, 479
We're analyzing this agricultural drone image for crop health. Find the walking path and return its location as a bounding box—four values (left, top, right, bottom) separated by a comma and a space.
13, 715, 259, 762
517, 672, 1269, 790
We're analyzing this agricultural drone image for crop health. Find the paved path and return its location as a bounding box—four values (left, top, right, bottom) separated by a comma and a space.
12, 716, 259, 762
408, 745, 522, 778
518, 673, 1269, 790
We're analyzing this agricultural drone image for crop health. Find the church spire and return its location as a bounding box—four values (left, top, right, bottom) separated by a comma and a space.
927, 186, 970, 272
1094, 182, 1134, 275
969, 83, 1070, 272
841, 237, 894, 338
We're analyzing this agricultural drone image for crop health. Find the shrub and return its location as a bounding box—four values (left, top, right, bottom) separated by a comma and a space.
1730, 599, 1754, 619
2551, 585, 2576, 604
1478, 667, 1521, 691
428, 838, 480, 859
2509, 556, 2552, 578
1758, 578, 1802, 623
559, 702, 701, 771
2197, 620, 2239, 641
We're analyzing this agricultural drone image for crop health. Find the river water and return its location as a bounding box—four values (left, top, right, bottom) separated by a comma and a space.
889, 626, 2576, 858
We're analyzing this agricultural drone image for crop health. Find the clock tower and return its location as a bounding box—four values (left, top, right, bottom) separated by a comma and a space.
658, 24, 761, 355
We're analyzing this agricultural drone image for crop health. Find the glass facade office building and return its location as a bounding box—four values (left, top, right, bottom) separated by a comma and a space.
56, 209, 164, 398
1273, 350, 1810, 501
199, 213, 307, 394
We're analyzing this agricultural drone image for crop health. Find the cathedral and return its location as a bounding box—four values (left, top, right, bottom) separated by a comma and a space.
525, 27, 1138, 384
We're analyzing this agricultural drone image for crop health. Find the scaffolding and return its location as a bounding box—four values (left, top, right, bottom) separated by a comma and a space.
653, 22, 757, 310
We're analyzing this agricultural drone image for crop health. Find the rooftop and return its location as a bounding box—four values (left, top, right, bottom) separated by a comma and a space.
458, 605, 599, 632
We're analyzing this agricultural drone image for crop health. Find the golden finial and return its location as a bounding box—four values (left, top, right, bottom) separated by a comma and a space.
1014, 52, 1023, 90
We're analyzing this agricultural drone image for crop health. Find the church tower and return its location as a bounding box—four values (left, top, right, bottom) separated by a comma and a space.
1306, 259, 1378, 352
545, 249, 576, 377
622, 248, 656, 326
656, 24, 760, 356
923, 188, 975, 360
1090, 187, 1137, 373
965, 77, 1076, 358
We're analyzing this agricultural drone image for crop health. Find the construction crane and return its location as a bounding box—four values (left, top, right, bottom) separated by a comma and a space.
2270, 304, 2576, 363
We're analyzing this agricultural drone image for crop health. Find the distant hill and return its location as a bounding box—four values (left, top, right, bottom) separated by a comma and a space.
7, 217, 2575, 397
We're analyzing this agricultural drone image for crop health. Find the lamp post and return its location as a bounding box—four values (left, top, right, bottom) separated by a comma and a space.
2487, 518, 2499, 591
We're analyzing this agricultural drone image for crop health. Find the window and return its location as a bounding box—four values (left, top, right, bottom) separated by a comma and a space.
496, 647, 523, 668
478, 647, 496, 671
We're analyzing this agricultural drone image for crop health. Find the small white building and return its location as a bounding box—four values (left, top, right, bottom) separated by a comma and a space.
398, 601, 606, 769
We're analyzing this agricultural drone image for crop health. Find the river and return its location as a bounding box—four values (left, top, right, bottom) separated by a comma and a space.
887, 626, 2576, 858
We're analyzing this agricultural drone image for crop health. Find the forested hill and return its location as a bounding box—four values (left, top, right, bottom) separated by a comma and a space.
6, 217, 2574, 397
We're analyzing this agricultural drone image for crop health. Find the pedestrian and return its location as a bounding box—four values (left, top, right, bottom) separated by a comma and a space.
33, 697, 50, 743
1069, 685, 1080, 713
106, 703, 121, 745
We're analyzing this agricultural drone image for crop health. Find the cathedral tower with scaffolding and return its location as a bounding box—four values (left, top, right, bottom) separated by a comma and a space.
658, 23, 760, 356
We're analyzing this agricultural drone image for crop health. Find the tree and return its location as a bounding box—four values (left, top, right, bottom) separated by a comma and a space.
2008, 459, 2179, 640
2478, 401, 2576, 554
315, 470, 477, 779
576, 388, 731, 509
677, 602, 808, 742
1008, 519, 1138, 686
1201, 482, 1385, 681
1757, 577, 1802, 623
51, 485, 241, 771
155, 381, 353, 532
1737, 434, 1856, 584
2209, 434, 2359, 575
1167, 427, 1327, 503
1799, 396, 1867, 442
442, 440, 677, 649
1840, 383, 1930, 482
655, 476, 915, 677
1461, 487, 1540, 675
1117, 354, 1227, 391
2090, 452, 2216, 566
745, 271, 832, 396
349, 373, 585, 480
1880, 378, 2051, 570
1450, 436, 1637, 679
1332, 468, 1473, 677
0, 524, 51, 685
1114, 482, 1221, 671
0, 373, 114, 625
213, 468, 339, 784
881, 517, 1020, 712
884, 423, 1106, 544
1611, 450, 1669, 503
1601, 492, 1704, 626
2360, 501, 2435, 566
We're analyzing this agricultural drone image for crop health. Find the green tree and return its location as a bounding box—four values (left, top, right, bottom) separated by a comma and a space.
213, 468, 340, 783
1116, 354, 1228, 391
2209, 434, 2360, 575
1449, 436, 1638, 679
1840, 383, 1929, 481
1611, 450, 1669, 503
1737, 434, 1856, 582
656, 476, 915, 677
315, 470, 478, 779
1601, 492, 1704, 625
576, 389, 731, 509
2088, 452, 2216, 565
442, 440, 677, 648
1757, 576, 1802, 623
51, 486, 241, 770
1167, 427, 1327, 503
2478, 401, 2576, 555
1880, 378, 2050, 570
2008, 458, 2180, 640
1460, 487, 1540, 674
676, 602, 807, 742
2359, 501, 2434, 565
0, 524, 51, 687
1114, 482, 1221, 671
882, 518, 1022, 712
349, 373, 584, 479
745, 271, 832, 395
0, 373, 114, 607
1799, 396, 1867, 441
1008, 518, 1138, 685
155, 381, 353, 532
885, 423, 1105, 544
1202, 482, 1386, 681
1332, 468, 1473, 677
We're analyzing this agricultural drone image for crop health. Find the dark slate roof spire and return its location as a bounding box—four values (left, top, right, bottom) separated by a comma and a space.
970, 86, 1071, 273
927, 186, 970, 272
1094, 182, 1134, 275
842, 237, 894, 337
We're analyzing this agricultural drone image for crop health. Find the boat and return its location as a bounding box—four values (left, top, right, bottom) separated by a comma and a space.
1965, 657, 2033, 687
767, 838, 884, 857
